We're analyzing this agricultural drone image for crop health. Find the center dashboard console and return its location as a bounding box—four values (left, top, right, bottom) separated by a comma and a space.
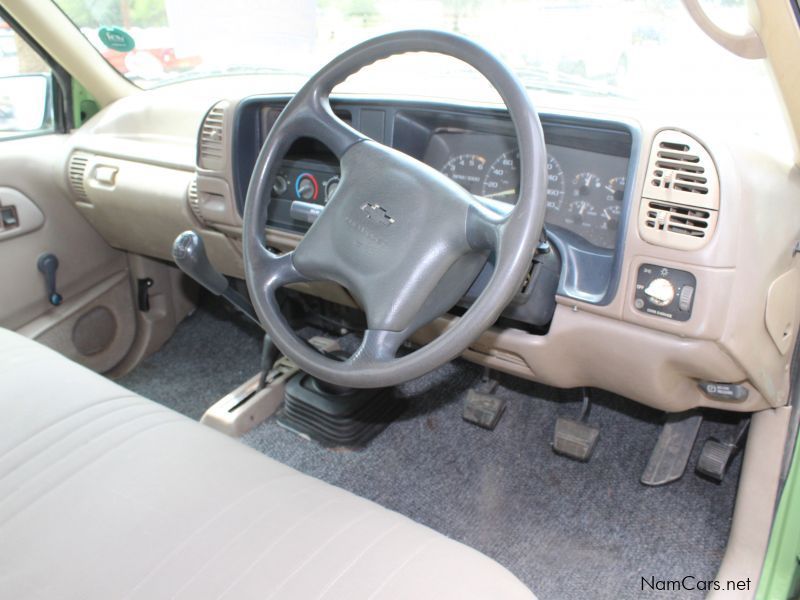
232, 97, 637, 326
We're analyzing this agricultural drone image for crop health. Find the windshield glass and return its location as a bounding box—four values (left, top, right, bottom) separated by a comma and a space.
54, 0, 782, 140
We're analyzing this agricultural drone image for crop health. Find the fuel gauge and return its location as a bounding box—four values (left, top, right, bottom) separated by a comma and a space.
606, 176, 626, 202
572, 172, 603, 198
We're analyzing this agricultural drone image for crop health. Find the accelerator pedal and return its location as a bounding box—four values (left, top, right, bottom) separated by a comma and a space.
696, 418, 750, 482
463, 368, 506, 430
552, 388, 599, 462
641, 410, 702, 486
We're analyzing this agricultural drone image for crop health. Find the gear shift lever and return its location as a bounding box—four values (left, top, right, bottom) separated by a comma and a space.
172, 230, 260, 326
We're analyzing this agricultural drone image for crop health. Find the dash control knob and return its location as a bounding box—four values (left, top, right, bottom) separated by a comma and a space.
634, 264, 696, 322
272, 174, 289, 196
643, 277, 675, 307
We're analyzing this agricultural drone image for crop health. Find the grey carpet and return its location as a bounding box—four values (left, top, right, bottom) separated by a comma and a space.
118, 299, 742, 600
118, 302, 263, 420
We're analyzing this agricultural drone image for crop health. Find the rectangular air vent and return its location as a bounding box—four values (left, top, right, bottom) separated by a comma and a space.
639, 130, 720, 250
67, 152, 91, 201
198, 101, 228, 171
644, 201, 712, 238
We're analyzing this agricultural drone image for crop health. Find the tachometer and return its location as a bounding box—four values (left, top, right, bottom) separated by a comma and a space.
441, 154, 487, 194
480, 150, 565, 210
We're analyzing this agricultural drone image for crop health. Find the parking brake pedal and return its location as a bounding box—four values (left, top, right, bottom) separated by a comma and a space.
463, 368, 506, 430
696, 418, 750, 482
641, 410, 702, 486
552, 388, 599, 462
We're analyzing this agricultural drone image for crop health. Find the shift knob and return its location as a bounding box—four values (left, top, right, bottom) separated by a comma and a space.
172, 230, 229, 295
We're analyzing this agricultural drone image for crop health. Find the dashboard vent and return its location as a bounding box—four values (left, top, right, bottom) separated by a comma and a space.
639, 130, 720, 250
198, 101, 228, 170
67, 152, 91, 201
644, 200, 717, 239
187, 176, 203, 223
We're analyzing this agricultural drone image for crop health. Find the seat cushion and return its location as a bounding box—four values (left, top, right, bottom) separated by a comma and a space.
0, 328, 535, 600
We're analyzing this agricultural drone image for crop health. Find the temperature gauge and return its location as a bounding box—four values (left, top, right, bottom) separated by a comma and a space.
606, 176, 626, 202
295, 173, 319, 202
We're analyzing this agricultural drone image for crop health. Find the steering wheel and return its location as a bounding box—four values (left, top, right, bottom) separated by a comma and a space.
243, 30, 547, 388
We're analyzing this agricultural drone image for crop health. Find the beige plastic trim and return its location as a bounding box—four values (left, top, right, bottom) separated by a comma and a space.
639, 129, 720, 251
106, 254, 197, 378
750, 0, 800, 163
201, 360, 297, 437
709, 406, 791, 599
0, 187, 44, 241
765, 269, 799, 356
201, 337, 341, 436
2, 0, 135, 106
16, 269, 136, 373
681, 0, 766, 59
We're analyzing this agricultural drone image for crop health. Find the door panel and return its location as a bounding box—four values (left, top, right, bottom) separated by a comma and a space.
0, 134, 137, 372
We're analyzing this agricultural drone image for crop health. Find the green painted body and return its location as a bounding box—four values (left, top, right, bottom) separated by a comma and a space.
71, 80, 99, 127
758, 436, 800, 599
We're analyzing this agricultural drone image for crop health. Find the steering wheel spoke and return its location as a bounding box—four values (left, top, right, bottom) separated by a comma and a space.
248, 246, 310, 298
465, 194, 511, 252
348, 329, 409, 367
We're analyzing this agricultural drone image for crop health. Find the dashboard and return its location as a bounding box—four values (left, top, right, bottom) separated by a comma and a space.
59, 80, 800, 415
233, 99, 635, 309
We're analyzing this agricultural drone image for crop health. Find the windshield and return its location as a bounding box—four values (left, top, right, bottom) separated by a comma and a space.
54, 0, 782, 140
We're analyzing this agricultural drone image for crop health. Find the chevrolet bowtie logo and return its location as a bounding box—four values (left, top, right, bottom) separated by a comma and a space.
360, 202, 396, 226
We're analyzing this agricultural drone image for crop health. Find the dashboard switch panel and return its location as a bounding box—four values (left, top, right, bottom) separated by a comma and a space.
635, 264, 696, 321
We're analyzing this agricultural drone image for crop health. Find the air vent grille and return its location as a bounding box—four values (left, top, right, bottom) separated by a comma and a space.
198, 101, 228, 170
638, 130, 720, 250
644, 201, 712, 239
187, 177, 203, 223
68, 152, 91, 201
649, 141, 710, 196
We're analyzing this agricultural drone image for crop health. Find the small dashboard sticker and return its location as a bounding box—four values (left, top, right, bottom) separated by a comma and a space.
98, 26, 136, 52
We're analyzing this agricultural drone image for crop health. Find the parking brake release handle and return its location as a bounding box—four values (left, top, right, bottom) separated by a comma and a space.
172, 230, 260, 326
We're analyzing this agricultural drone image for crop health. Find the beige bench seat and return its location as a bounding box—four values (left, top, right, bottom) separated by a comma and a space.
0, 327, 535, 600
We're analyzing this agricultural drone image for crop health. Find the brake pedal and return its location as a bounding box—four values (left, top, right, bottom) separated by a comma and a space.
696, 418, 750, 482
552, 388, 599, 462
463, 368, 506, 430
641, 410, 702, 486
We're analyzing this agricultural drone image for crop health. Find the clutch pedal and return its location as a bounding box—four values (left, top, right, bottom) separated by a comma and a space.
552, 388, 599, 462
463, 368, 506, 430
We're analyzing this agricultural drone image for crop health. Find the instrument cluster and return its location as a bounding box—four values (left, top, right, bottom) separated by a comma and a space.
428, 132, 629, 249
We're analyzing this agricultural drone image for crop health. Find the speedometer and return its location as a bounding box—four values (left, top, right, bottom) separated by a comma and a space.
441, 154, 486, 194
481, 150, 519, 202
481, 150, 565, 211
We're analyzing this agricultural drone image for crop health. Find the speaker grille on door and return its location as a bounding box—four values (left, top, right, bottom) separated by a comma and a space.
72, 307, 117, 356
